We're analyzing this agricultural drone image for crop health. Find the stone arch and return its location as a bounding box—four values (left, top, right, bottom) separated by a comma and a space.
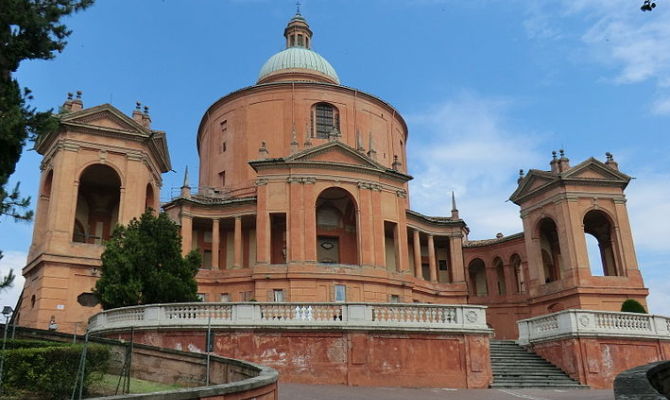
583, 209, 619, 276
72, 164, 121, 244
510, 254, 524, 293
315, 187, 358, 265
538, 217, 562, 283
468, 258, 488, 296
493, 257, 506, 296
311, 102, 340, 139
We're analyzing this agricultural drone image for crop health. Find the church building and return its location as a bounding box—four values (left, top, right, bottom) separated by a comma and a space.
16, 11, 648, 342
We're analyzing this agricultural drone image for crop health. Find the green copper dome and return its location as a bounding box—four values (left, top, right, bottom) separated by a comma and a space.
257, 47, 340, 84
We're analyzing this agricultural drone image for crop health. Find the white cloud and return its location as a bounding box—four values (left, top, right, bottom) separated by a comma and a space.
407, 92, 546, 239
626, 172, 670, 253
651, 97, 670, 115
524, 0, 670, 111
0, 251, 26, 312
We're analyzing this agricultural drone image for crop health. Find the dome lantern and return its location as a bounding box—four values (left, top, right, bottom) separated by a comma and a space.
257, 11, 339, 85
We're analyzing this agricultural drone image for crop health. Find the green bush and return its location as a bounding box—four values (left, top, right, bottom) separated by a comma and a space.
1, 343, 109, 399
621, 299, 646, 313
0, 339, 68, 350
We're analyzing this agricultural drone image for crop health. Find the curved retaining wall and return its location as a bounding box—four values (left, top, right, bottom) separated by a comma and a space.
14, 326, 278, 400
89, 302, 493, 388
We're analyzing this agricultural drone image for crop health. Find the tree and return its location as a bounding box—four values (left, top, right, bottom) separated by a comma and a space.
94, 210, 201, 310
621, 299, 647, 313
0, 0, 94, 285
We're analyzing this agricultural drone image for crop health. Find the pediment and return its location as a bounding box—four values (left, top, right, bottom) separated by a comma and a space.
509, 170, 558, 204
286, 141, 385, 170
60, 104, 149, 136
562, 158, 631, 182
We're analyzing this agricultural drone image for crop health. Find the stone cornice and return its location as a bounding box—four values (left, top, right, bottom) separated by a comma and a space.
37, 104, 171, 173
510, 158, 631, 205
519, 191, 627, 218
406, 210, 465, 229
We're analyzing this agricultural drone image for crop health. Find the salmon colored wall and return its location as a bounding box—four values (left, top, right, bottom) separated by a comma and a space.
531, 337, 670, 389
110, 329, 492, 389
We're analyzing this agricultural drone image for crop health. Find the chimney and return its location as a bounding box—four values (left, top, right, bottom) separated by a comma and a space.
550, 151, 560, 174
132, 101, 144, 124
70, 90, 83, 112
61, 92, 74, 113
557, 149, 570, 172
605, 152, 619, 170
517, 169, 525, 184
141, 105, 151, 128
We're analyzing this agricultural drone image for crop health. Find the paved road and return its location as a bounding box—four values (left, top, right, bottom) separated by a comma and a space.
280, 384, 614, 400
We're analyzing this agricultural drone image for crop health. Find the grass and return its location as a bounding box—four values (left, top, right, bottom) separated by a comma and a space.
88, 373, 183, 396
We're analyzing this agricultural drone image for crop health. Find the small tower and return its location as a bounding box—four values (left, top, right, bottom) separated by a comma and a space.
284, 9, 313, 49
510, 152, 647, 314
18, 94, 171, 332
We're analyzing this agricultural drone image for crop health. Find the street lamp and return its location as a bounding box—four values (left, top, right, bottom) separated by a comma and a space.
0, 306, 13, 393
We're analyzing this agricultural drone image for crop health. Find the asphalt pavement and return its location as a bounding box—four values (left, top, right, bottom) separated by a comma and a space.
279, 383, 614, 400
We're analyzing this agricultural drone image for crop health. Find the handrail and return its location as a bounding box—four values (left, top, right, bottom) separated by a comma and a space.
517, 309, 670, 345
88, 302, 491, 334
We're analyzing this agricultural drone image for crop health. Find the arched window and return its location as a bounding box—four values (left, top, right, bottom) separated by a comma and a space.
468, 258, 488, 296
315, 187, 358, 265
145, 183, 155, 211
584, 210, 619, 276
494, 257, 506, 296
510, 254, 524, 293
311, 102, 340, 139
539, 218, 562, 283
73, 164, 121, 244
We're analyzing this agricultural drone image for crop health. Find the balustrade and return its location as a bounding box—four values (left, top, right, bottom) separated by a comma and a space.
88, 302, 489, 334
517, 309, 670, 345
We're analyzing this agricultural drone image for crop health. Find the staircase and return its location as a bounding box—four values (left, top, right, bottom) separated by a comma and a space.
489, 340, 587, 388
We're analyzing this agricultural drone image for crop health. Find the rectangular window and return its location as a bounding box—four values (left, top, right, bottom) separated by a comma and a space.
297, 34, 304, 46
439, 260, 448, 270
240, 291, 253, 301
202, 250, 212, 269
220, 293, 230, 302
218, 171, 226, 187
390, 294, 400, 303
220, 120, 227, 132
197, 293, 207, 301
334, 285, 346, 302
270, 213, 287, 264
273, 289, 284, 302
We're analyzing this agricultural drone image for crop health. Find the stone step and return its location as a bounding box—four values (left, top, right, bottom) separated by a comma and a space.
489, 340, 586, 389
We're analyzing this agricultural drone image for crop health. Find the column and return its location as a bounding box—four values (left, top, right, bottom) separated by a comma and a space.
255, 180, 270, 264
233, 216, 242, 268
503, 262, 515, 295
211, 218, 220, 270
358, 186, 374, 265
371, 189, 385, 267
428, 234, 437, 283
449, 234, 465, 283
303, 182, 317, 262
180, 211, 192, 257
413, 229, 422, 279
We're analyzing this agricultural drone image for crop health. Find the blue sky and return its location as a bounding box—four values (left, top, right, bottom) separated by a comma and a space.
1, 0, 668, 313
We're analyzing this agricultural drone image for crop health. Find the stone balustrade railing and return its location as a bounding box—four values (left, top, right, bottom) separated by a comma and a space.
517, 309, 670, 345
88, 302, 491, 334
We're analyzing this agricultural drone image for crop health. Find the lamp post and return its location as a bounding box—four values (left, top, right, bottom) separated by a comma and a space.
0, 306, 13, 393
